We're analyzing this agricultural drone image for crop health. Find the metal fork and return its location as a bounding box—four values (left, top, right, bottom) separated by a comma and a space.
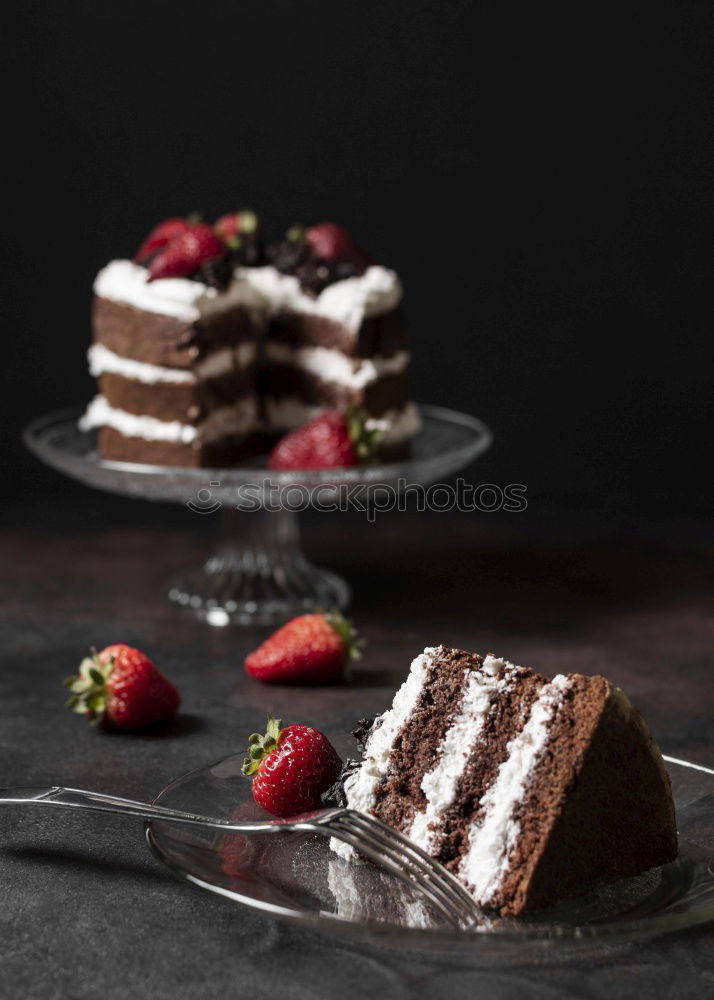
0, 786, 481, 929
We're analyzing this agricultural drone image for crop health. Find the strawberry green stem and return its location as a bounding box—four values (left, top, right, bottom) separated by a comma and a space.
324, 611, 364, 661
64, 650, 113, 725
242, 716, 283, 776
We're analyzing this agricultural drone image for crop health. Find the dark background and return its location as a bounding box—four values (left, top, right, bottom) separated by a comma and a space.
2, 9, 714, 996
3, 0, 712, 517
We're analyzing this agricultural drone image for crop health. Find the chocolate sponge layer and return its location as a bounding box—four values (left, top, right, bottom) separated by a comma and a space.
493, 676, 678, 915
93, 298, 258, 367
99, 369, 256, 423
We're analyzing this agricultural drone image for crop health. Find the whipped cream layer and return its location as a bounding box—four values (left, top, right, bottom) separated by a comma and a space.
332, 648, 433, 861
88, 343, 256, 385
408, 655, 514, 854
365, 402, 421, 444
94, 260, 402, 333
80, 394, 257, 444
332, 648, 566, 897
264, 343, 409, 389
94, 260, 266, 323
458, 674, 571, 905
240, 265, 402, 334
263, 398, 421, 444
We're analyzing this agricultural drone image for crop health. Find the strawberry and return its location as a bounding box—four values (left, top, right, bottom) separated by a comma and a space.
214, 209, 259, 244
147, 224, 225, 282
305, 222, 353, 260
134, 217, 194, 263
64, 644, 180, 730
244, 611, 363, 684
242, 716, 342, 817
305, 222, 374, 270
267, 408, 382, 471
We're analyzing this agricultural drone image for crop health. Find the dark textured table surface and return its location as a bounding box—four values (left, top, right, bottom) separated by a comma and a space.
2, 488, 713, 999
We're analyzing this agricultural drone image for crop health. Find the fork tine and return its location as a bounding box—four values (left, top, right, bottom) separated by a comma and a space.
324, 823, 464, 927
329, 813, 476, 927
340, 811, 479, 920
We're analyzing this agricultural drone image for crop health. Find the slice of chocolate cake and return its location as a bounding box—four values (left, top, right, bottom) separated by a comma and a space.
332, 645, 677, 916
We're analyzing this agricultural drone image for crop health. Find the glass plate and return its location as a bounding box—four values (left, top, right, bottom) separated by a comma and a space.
145, 752, 714, 958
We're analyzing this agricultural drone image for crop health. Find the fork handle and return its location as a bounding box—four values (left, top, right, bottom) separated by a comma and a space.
0, 786, 277, 833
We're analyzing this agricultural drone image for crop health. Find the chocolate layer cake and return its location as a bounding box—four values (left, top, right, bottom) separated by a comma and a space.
331, 645, 677, 916
81, 260, 265, 467
81, 215, 419, 467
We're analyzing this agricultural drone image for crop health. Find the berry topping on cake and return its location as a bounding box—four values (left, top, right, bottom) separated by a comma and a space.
213, 209, 264, 267
147, 224, 226, 282
244, 611, 363, 684
134, 217, 194, 264
268, 222, 375, 295
306, 222, 375, 273
267, 408, 382, 470
242, 716, 342, 817
305, 222, 355, 261
214, 209, 259, 242
64, 644, 181, 730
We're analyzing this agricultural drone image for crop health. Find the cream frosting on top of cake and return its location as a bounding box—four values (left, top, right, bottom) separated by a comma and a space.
93, 260, 266, 323
238, 265, 402, 333
94, 260, 402, 332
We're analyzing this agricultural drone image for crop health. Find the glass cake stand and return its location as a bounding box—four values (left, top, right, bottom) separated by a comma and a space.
24, 404, 492, 626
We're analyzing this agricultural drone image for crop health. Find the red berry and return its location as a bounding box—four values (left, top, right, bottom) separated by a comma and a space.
134, 218, 192, 264
243, 717, 342, 818
65, 644, 181, 731
305, 222, 375, 270
267, 408, 381, 471
305, 222, 354, 260
268, 411, 356, 470
245, 611, 362, 684
147, 224, 225, 282
214, 209, 259, 243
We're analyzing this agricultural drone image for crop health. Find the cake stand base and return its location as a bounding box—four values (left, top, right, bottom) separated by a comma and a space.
167, 508, 350, 626
24, 404, 492, 627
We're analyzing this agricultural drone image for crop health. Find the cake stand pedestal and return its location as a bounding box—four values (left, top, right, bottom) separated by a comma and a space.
167, 507, 350, 626
24, 405, 491, 626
